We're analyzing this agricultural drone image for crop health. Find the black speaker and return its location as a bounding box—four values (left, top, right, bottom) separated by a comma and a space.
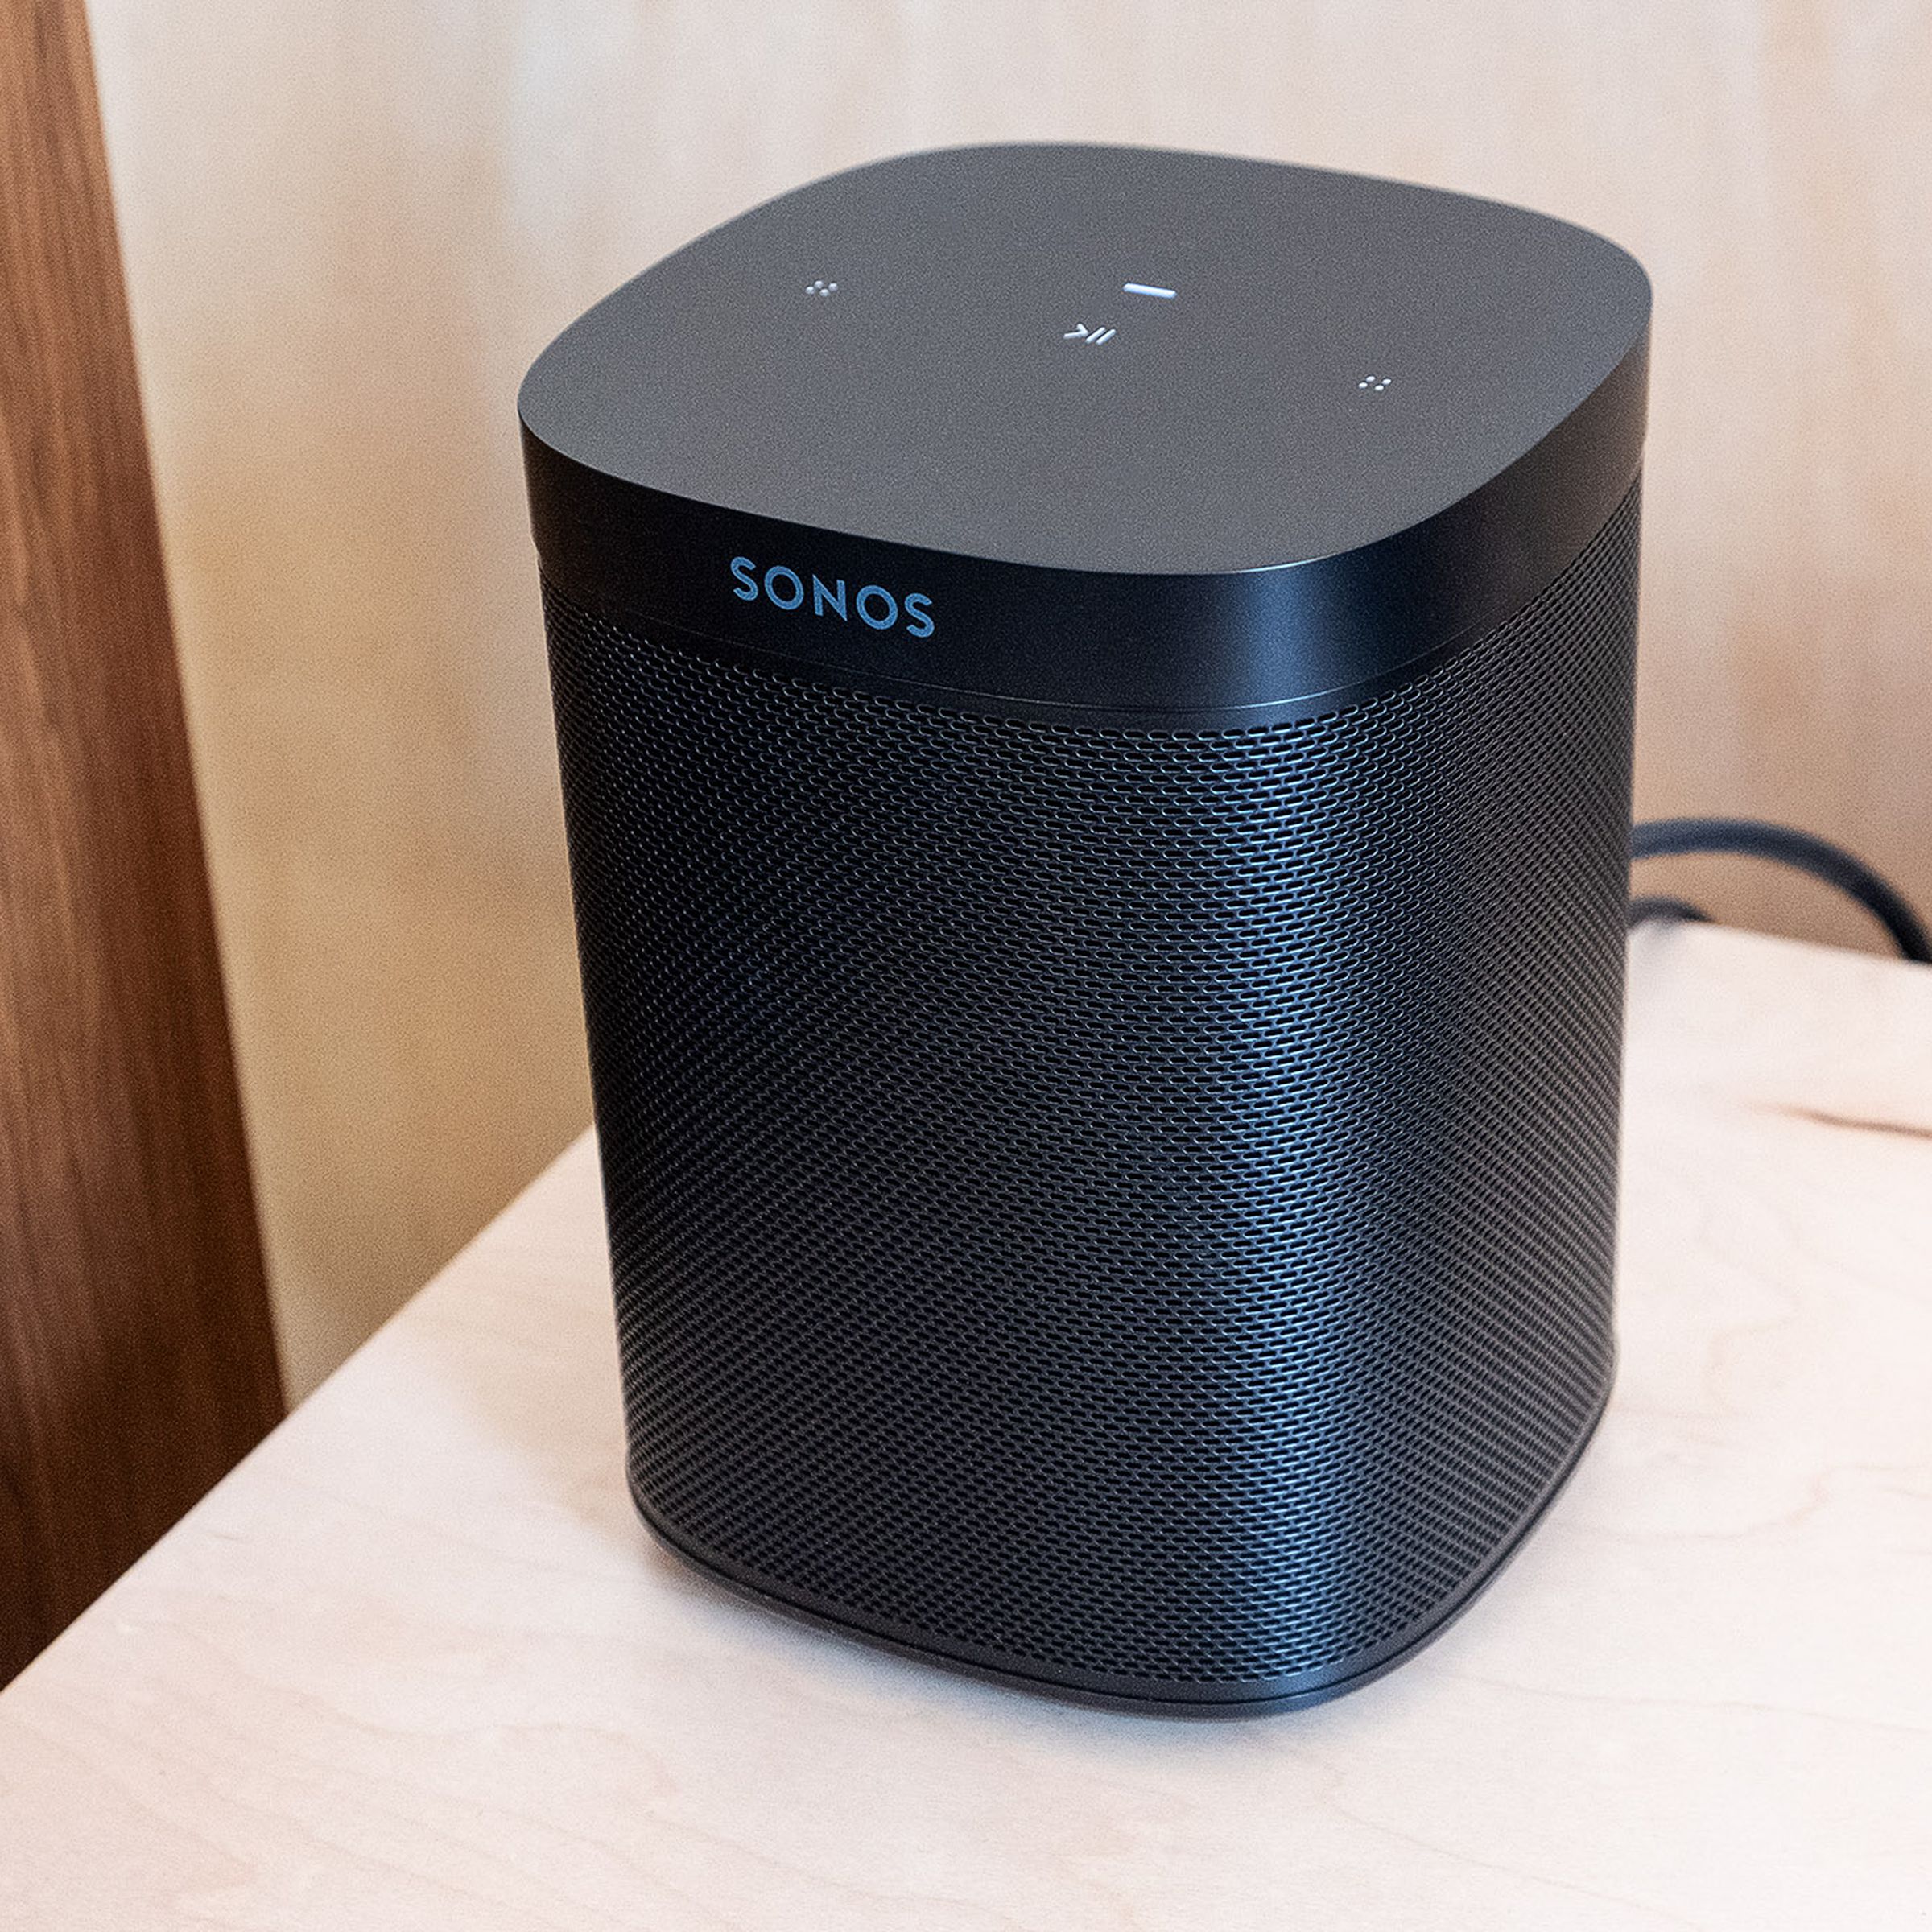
521, 143, 1649, 1715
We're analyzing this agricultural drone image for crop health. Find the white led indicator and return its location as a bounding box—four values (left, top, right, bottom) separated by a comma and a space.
1357, 373, 1392, 392
1123, 282, 1177, 299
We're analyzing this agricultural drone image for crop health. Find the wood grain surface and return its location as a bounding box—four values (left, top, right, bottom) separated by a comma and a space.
0, 0, 283, 1682
81, 1, 1932, 1392
0, 923, 1926, 1930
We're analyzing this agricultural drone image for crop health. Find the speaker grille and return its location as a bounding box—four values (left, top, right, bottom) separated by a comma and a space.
543, 486, 1639, 1699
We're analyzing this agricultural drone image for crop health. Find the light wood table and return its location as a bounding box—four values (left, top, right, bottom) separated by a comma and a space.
2, 921, 1929, 1930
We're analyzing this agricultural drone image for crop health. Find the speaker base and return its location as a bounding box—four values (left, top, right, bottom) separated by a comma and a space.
626, 1362, 1615, 1720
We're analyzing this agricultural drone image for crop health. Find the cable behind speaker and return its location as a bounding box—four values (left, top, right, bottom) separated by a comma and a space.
1629, 816, 1932, 964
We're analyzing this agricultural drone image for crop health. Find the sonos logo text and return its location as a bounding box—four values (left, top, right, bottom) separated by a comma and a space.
730, 557, 935, 638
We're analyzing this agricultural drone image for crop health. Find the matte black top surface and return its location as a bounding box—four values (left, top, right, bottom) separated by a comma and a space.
522, 145, 1648, 724
520, 144, 1649, 578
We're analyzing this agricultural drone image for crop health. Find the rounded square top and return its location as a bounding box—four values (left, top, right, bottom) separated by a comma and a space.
521, 143, 1649, 579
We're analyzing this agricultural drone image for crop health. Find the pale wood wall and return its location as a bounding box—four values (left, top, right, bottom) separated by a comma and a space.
85, 0, 1932, 1393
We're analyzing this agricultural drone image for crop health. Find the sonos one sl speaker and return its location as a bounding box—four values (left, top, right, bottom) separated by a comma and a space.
521, 144, 1649, 1715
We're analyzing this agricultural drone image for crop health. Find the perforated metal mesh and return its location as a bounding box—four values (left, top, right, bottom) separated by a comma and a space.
542, 486, 1638, 1702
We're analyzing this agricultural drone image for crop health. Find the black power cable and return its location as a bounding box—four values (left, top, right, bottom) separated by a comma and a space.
1629, 815, 1932, 964
1627, 891, 1712, 931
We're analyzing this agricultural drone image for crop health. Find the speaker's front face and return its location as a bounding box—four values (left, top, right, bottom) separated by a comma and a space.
522, 145, 1651, 1711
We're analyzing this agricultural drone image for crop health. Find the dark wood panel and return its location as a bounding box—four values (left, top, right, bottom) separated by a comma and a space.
0, 0, 283, 1683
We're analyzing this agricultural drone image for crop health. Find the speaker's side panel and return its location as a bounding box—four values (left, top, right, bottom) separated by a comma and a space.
538, 485, 1641, 1713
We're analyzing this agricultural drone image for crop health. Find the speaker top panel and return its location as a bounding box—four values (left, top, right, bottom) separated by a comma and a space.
522, 145, 1649, 724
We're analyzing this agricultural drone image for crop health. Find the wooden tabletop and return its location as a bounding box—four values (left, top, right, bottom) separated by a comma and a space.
2, 920, 1929, 1930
